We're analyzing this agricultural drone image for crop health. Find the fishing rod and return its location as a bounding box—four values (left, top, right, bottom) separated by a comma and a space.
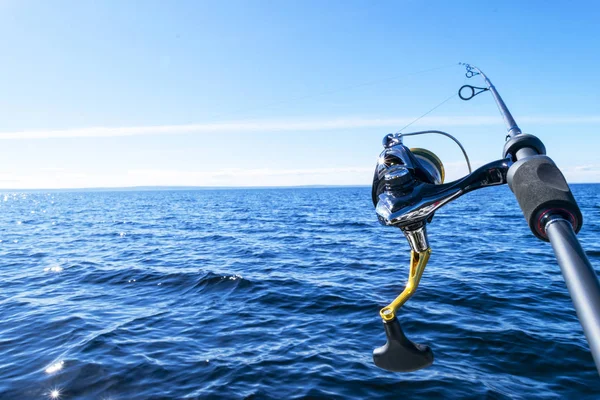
370, 63, 600, 374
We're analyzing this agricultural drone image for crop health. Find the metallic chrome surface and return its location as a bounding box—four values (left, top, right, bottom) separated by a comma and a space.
378, 145, 418, 169
382, 133, 403, 148
376, 158, 511, 228
544, 216, 569, 231
403, 225, 429, 253
384, 166, 410, 182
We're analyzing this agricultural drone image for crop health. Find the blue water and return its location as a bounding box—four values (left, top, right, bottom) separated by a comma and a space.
1, 185, 599, 399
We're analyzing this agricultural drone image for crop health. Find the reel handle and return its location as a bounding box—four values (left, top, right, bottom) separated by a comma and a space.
374, 249, 434, 373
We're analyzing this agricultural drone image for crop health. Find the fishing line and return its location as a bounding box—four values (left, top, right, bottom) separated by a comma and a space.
203, 62, 458, 123
395, 92, 458, 133
394, 62, 475, 133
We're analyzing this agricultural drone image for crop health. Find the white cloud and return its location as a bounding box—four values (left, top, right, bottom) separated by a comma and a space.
562, 164, 600, 183
1, 115, 599, 140
0, 166, 376, 189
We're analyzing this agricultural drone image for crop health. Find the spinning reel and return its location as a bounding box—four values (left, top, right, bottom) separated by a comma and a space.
370, 64, 592, 374
371, 132, 509, 372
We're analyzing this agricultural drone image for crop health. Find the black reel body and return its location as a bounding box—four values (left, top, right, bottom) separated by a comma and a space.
373, 136, 509, 231
371, 135, 443, 208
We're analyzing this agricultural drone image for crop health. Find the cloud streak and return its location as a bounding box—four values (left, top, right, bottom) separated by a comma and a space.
0, 166, 378, 189
1, 115, 599, 140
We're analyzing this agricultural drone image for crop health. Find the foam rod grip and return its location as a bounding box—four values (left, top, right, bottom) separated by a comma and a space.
508, 155, 582, 241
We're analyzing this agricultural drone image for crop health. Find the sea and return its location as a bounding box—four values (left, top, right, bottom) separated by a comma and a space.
1, 185, 599, 399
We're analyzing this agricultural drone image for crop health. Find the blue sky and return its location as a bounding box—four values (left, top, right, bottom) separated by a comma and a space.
0, 0, 599, 188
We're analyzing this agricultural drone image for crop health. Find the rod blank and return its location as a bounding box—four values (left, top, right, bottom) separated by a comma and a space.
547, 218, 600, 375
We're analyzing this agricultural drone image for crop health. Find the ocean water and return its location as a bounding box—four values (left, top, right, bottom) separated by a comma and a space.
1, 185, 599, 399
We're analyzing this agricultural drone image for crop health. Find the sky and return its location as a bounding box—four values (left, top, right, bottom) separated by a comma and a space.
0, 0, 599, 188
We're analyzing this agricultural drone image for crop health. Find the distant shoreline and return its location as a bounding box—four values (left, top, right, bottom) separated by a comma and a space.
0, 185, 371, 192
0, 183, 597, 193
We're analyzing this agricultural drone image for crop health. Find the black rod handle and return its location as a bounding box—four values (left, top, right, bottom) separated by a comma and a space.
507, 155, 582, 241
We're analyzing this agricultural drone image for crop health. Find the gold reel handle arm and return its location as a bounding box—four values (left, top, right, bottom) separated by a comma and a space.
379, 248, 432, 321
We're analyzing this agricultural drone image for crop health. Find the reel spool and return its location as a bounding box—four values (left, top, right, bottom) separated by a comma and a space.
410, 148, 445, 185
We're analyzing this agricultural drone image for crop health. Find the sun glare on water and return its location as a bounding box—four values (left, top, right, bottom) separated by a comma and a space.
44, 265, 64, 273
45, 360, 64, 374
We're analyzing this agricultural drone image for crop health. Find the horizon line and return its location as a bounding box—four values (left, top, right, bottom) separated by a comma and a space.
1, 182, 599, 192
0, 184, 372, 192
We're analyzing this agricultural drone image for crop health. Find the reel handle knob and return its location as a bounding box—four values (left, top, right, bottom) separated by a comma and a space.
373, 317, 434, 372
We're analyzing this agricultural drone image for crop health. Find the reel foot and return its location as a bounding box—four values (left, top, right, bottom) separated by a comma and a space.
373, 317, 433, 372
